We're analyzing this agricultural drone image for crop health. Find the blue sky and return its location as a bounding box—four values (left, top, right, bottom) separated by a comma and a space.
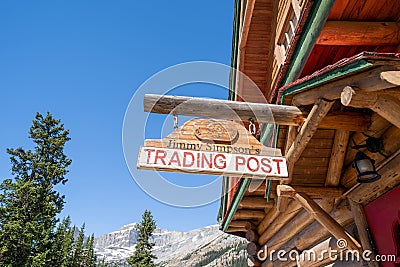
0, 1, 234, 236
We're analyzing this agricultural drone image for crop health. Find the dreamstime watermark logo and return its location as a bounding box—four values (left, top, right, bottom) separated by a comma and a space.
122, 61, 276, 207
257, 238, 396, 263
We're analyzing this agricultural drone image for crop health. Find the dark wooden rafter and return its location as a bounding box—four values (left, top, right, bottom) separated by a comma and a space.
317, 21, 400, 46
277, 185, 362, 252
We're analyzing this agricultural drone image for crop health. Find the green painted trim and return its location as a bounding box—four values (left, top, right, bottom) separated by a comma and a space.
228, 0, 241, 101
281, 0, 336, 87
219, 0, 242, 229
221, 178, 251, 232
280, 60, 373, 103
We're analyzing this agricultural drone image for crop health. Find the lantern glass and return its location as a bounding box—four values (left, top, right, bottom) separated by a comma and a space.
353, 151, 381, 183
356, 158, 375, 173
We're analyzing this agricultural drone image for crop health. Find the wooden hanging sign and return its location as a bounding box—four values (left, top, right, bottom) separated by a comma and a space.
137, 119, 288, 179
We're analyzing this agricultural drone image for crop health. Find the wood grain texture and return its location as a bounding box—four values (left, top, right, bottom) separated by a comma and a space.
286, 99, 334, 183
317, 21, 400, 46
144, 94, 304, 125
325, 130, 350, 186
349, 199, 379, 267
293, 192, 361, 251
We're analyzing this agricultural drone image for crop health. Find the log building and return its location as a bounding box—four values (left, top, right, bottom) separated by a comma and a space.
217, 0, 400, 266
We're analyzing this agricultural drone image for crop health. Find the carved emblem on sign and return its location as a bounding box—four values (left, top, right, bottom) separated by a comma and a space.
194, 120, 238, 143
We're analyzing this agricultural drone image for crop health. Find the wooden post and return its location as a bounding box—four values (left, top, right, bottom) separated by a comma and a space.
349, 199, 379, 267
325, 130, 350, 186
286, 99, 334, 182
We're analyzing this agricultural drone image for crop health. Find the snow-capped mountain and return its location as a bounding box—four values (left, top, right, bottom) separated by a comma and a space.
94, 223, 247, 266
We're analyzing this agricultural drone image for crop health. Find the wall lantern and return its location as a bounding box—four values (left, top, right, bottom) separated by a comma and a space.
352, 151, 381, 183
352, 137, 383, 183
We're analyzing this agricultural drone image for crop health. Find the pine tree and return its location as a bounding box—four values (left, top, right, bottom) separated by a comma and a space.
0, 112, 72, 267
127, 210, 157, 267
49, 217, 74, 266
71, 223, 86, 266
84, 234, 97, 267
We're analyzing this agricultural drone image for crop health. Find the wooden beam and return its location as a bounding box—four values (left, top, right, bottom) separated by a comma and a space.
144, 94, 304, 125
245, 221, 258, 231
144, 94, 368, 130
265, 199, 334, 252
317, 21, 400, 46
247, 242, 261, 256
276, 184, 294, 212
257, 206, 279, 235
286, 99, 334, 182
349, 199, 379, 267
318, 111, 370, 131
258, 200, 303, 245
246, 229, 259, 242
282, 186, 362, 251
239, 0, 255, 49
292, 186, 344, 198
233, 210, 266, 221
292, 67, 400, 106
325, 130, 350, 186
229, 220, 256, 229
264, 202, 354, 267
238, 197, 274, 210
284, 126, 297, 155
296, 237, 344, 267
226, 226, 247, 233
347, 149, 400, 204
341, 87, 400, 129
